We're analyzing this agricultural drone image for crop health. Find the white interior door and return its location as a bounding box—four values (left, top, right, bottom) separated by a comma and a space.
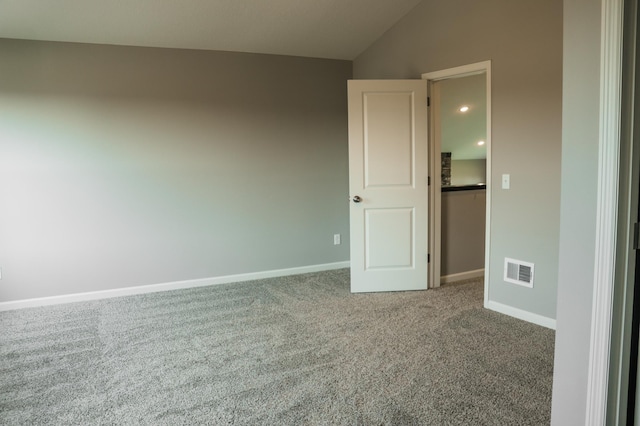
348, 80, 428, 293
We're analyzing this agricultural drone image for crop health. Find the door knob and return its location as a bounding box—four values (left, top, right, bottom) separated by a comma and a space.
352, 196, 362, 203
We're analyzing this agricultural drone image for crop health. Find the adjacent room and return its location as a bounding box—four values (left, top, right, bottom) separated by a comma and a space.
0, 0, 622, 424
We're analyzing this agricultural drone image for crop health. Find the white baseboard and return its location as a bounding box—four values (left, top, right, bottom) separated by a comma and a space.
440, 269, 484, 284
0, 261, 350, 311
485, 300, 556, 330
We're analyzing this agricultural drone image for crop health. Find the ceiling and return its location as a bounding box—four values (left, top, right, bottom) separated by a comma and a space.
438, 74, 487, 160
0, 0, 423, 60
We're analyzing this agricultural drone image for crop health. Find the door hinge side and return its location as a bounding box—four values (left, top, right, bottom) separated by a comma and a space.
428, 253, 431, 263
634, 223, 640, 250
428, 176, 431, 186
427, 96, 430, 107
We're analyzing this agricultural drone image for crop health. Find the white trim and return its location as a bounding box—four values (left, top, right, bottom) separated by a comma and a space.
422, 61, 492, 302
0, 261, 350, 311
485, 300, 556, 330
422, 61, 491, 81
427, 78, 442, 288
586, 0, 624, 424
607, 0, 639, 421
440, 268, 484, 284
484, 64, 492, 307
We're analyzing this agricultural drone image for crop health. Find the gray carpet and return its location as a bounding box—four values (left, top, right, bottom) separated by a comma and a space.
0, 269, 554, 425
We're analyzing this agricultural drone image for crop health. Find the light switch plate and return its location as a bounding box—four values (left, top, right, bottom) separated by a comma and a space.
502, 174, 510, 189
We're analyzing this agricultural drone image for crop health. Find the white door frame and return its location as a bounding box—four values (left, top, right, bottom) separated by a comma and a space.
421, 61, 492, 296
585, 0, 624, 423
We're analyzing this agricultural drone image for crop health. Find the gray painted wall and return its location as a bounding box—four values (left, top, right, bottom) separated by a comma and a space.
551, 0, 602, 423
441, 190, 485, 276
353, 0, 563, 320
451, 160, 486, 186
0, 39, 352, 302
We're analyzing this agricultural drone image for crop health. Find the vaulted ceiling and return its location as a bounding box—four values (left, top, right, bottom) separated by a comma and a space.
0, 0, 423, 60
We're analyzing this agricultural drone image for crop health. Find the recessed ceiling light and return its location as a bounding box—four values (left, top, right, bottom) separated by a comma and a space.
477, 140, 485, 146
459, 106, 470, 112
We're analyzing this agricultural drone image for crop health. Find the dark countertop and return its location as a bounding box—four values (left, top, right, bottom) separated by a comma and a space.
442, 184, 487, 192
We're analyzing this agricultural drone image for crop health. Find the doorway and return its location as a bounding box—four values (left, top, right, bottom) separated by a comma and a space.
422, 61, 491, 299
346, 62, 490, 294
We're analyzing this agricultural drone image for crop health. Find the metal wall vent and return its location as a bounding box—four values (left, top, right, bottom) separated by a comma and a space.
504, 258, 534, 288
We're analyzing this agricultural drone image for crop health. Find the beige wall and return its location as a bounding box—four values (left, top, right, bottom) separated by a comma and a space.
0, 39, 352, 302
451, 159, 486, 186
354, 0, 563, 321
441, 189, 486, 276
